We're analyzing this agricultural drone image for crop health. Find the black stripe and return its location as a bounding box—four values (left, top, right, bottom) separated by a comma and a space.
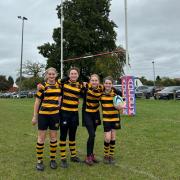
59, 144, 66, 146
69, 143, 75, 146
86, 105, 99, 109
62, 103, 78, 109
63, 87, 80, 95
50, 150, 56, 153
35, 94, 42, 99
50, 145, 57, 148
44, 92, 60, 97
87, 93, 101, 98
40, 106, 59, 111
103, 114, 119, 118
60, 150, 66, 152
37, 143, 44, 146
43, 100, 59, 104
37, 152, 43, 154
101, 100, 113, 104
63, 95, 78, 101
45, 86, 58, 90
102, 107, 115, 111
37, 147, 44, 150
86, 98, 99, 103
50, 156, 55, 158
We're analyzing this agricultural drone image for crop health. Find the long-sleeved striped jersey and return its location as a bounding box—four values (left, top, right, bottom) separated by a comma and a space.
82, 83, 104, 113
59, 80, 83, 112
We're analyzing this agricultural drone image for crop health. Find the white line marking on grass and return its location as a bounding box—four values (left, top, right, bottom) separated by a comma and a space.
77, 149, 160, 180
115, 164, 160, 180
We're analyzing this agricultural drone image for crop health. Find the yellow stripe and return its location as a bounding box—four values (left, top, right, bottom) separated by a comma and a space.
64, 92, 79, 98
39, 110, 59, 115
61, 107, 78, 111
36, 149, 43, 153
103, 111, 119, 115
43, 96, 59, 101
36, 91, 42, 97
63, 99, 78, 105
103, 118, 119, 122
41, 104, 58, 108
88, 90, 102, 97
60, 141, 66, 145
64, 84, 81, 92
86, 109, 99, 113
86, 102, 99, 107
102, 104, 114, 108
101, 96, 113, 101
69, 141, 75, 144
45, 89, 61, 93
37, 145, 44, 148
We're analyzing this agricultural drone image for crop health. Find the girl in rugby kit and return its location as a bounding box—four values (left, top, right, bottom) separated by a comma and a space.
58, 67, 83, 168
32, 67, 61, 171
100, 76, 122, 164
82, 74, 103, 166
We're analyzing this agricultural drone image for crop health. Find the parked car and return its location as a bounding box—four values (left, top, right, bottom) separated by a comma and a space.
135, 89, 144, 98
113, 84, 122, 92
135, 86, 155, 99
13, 91, 29, 98
156, 86, 180, 100
28, 91, 36, 98
176, 90, 180, 100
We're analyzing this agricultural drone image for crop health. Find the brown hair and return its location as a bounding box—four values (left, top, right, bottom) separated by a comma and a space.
90, 74, 100, 81
67, 67, 80, 76
103, 76, 114, 84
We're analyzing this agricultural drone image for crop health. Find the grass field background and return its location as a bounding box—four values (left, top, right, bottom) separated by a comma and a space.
0, 99, 180, 180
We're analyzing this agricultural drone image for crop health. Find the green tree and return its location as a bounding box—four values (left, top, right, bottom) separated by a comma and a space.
94, 47, 126, 81
38, 0, 123, 80
22, 77, 44, 90
8, 76, 14, 87
0, 75, 11, 91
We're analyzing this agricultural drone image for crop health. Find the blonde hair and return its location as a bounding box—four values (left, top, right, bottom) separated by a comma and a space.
90, 74, 100, 82
44, 67, 58, 81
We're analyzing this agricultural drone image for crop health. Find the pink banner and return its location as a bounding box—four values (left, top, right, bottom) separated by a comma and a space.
121, 76, 136, 116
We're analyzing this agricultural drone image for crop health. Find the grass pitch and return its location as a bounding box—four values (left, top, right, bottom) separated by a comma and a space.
0, 99, 179, 180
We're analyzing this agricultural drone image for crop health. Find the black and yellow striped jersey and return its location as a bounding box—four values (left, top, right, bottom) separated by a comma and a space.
100, 88, 121, 122
59, 80, 83, 112
83, 83, 104, 113
36, 82, 61, 115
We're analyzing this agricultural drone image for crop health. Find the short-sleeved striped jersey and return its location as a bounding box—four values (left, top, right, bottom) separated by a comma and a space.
83, 84, 104, 113
60, 80, 83, 112
36, 82, 61, 115
100, 88, 121, 122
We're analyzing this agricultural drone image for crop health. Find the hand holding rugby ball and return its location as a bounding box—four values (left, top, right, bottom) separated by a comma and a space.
113, 95, 125, 110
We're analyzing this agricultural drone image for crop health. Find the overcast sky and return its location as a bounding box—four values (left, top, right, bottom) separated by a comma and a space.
0, 0, 180, 81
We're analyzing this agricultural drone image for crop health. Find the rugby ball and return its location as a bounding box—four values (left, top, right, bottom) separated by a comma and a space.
113, 95, 125, 109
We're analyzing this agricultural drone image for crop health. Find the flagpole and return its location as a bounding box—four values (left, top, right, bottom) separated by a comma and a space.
60, 0, 63, 78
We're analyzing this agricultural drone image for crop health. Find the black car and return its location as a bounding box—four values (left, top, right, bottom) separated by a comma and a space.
156, 86, 180, 100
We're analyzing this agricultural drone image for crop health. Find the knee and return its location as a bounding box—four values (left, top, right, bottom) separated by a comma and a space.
38, 136, 45, 144
50, 137, 57, 142
104, 137, 111, 143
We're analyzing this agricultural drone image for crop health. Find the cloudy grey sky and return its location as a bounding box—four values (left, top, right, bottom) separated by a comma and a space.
0, 0, 180, 81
